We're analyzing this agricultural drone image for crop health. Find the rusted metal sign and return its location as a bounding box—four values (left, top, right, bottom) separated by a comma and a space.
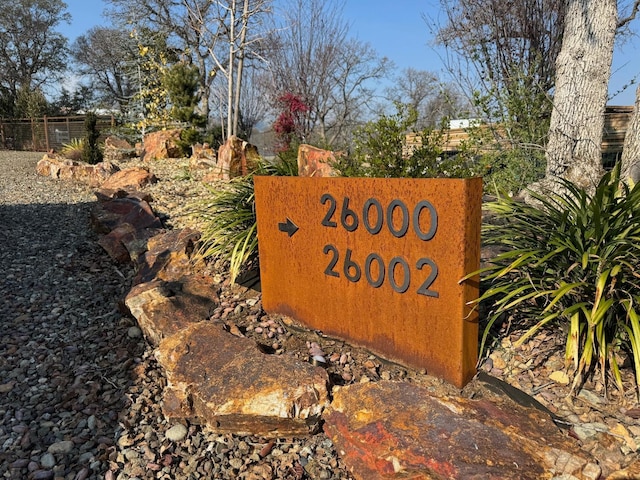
254, 177, 482, 388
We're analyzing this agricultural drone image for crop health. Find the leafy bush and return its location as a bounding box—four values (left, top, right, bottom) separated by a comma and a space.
273, 93, 309, 152
60, 138, 85, 161
333, 103, 482, 179
480, 147, 546, 196
473, 164, 640, 394
191, 158, 298, 283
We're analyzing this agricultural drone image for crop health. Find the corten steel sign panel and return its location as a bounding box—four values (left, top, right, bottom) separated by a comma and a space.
254, 176, 482, 388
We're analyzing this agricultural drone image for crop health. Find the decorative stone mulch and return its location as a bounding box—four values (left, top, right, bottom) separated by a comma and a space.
2, 150, 640, 479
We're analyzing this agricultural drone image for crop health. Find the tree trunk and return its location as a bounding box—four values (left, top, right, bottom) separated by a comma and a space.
621, 84, 640, 184
543, 0, 617, 190
232, 0, 250, 138
226, 1, 237, 141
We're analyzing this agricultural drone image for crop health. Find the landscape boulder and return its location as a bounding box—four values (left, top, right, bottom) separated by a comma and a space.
155, 321, 329, 437
297, 144, 340, 177
205, 135, 259, 181
36, 153, 119, 187
90, 196, 162, 235
323, 381, 601, 480
190, 142, 217, 170
103, 136, 136, 162
125, 275, 219, 345
101, 166, 157, 191
96, 223, 162, 264
141, 129, 183, 161
133, 228, 201, 285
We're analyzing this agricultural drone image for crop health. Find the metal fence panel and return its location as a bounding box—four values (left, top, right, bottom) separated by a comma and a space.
0, 115, 115, 151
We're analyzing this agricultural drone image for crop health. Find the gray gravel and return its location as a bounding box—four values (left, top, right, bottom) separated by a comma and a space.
0, 151, 353, 480
0, 151, 139, 479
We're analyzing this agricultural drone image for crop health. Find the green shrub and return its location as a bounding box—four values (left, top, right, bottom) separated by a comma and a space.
273, 141, 301, 175
202, 126, 224, 149
333, 103, 482, 179
82, 112, 103, 164
176, 127, 202, 157
472, 164, 640, 394
173, 165, 193, 181
191, 158, 298, 283
480, 147, 546, 196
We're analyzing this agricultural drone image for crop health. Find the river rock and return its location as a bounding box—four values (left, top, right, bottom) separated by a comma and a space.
47, 440, 74, 454
165, 424, 188, 442
40, 453, 55, 468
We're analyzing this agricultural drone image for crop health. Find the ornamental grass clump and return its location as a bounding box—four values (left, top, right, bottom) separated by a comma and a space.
191, 156, 297, 284
60, 138, 85, 161
475, 164, 640, 395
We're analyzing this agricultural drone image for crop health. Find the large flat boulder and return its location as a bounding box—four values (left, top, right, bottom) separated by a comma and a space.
125, 275, 219, 346
323, 381, 600, 480
101, 166, 157, 191
36, 154, 119, 187
155, 322, 329, 437
90, 197, 162, 234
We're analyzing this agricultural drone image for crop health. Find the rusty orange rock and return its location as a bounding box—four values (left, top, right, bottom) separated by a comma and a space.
35, 153, 119, 187
323, 381, 600, 480
125, 275, 219, 345
90, 197, 162, 235
141, 129, 183, 161
133, 228, 200, 285
210, 135, 260, 180
155, 322, 329, 437
297, 144, 340, 177
101, 167, 157, 190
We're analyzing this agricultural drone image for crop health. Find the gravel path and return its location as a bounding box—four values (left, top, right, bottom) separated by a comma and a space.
0, 151, 351, 480
0, 151, 141, 479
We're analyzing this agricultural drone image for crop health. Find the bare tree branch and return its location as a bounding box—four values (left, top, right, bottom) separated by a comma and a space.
617, 0, 640, 28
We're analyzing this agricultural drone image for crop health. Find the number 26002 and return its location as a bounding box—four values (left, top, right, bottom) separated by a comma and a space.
323, 245, 439, 298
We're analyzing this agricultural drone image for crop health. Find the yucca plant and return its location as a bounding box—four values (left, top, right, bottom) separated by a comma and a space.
60, 138, 85, 161
191, 155, 298, 283
473, 163, 640, 395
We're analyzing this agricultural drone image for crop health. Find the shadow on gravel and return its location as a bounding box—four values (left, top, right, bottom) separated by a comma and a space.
0, 201, 148, 479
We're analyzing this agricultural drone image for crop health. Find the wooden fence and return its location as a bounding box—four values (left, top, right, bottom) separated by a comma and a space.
405, 106, 634, 158
0, 115, 116, 152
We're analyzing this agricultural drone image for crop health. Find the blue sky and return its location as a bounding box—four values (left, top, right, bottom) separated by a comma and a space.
62, 0, 639, 105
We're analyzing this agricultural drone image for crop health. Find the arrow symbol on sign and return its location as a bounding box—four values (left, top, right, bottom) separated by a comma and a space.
278, 218, 299, 237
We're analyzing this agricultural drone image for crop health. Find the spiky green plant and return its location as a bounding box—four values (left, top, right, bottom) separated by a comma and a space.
60, 138, 85, 161
472, 163, 640, 395
191, 156, 298, 283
